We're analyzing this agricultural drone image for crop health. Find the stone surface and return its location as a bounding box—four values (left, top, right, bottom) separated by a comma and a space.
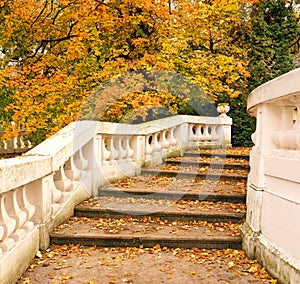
0, 228, 39, 284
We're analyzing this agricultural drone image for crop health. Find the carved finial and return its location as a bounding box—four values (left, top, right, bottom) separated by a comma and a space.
217, 103, 230, 117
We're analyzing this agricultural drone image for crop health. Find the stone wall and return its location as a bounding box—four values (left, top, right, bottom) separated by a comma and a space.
241, 67, 300, 283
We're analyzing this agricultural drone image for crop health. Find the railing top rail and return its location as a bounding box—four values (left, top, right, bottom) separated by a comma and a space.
0, 121, 97, 193
247, 67, 300, 115
96, 115, 226, 136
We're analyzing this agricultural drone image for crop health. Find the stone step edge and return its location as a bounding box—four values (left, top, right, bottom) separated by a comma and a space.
97, 188, 246, 203
74, 206, 245, 223
185, 152, 250, 160
50, 233, 242, 249
141, 169, 248, 181
165, 160, 250, 170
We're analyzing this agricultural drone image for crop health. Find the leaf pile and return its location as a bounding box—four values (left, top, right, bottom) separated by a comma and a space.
53, 215, 242, 237
168, 155, 249, 165
19, 245, 277, 284
108, 176, 247, 195
195, 147, 252, 156
82, 196, 246, 214
157, 164, 248, 176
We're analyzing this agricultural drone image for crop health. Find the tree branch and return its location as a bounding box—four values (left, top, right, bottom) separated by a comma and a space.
30, 0, 49, 28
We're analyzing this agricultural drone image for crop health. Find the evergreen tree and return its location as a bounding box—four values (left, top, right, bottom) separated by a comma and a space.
229, 0, 300, 146
247, 0, 299, 90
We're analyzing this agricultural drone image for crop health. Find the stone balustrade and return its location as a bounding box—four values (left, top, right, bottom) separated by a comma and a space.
241, 67, 300, 284
0, 113, 231, 284
0, 131, 32, 155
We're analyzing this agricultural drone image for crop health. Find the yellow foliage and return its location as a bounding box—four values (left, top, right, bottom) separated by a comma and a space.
0, 0, 252, 140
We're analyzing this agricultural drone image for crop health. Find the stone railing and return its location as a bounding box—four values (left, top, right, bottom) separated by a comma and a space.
0, 112, 231, 284
241, 67, 300, 283
0, 131, 32, 155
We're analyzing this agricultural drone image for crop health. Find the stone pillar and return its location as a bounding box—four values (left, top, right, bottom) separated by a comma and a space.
217, 103, 232, 148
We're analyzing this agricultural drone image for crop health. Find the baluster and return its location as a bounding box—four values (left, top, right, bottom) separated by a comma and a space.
203, 125, 212, 141
193, 125, 200, 142
107, 138, 119, 162
73, 148, 89, 180
64, 156, 80, 181
160, 130, 170, 153
166, 131, 172, 150
0, 194, 17, 253
16, 135, 23, 152
50, 174, 64, 215
21, 136, 28, 148
12, 136, 18, 151
102, 137, 111, 166
54, 166, 73, 200
169, 128, 178, 149
211, 125, 219, 141
195, 125, 204, 142
125, 137, 134, 161
283, 105, 300, 153
74, 148, 88, 171
19, 186, 35, 233
151, 132, 162, 158
154, 132, 162, 150
118, 138, 127, 162
188, 124, 196, 142
271, 106, 295, 152
10, 189, 28, 242
145, 134, 154, 160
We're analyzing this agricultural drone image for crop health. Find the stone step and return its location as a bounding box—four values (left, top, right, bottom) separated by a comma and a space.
185, 151, 250, 161
97, 187, 246, 203
75, 197, 246, 223
50, 147, 249, 251
141, 169, 248, 181
98, 175, 247, 203
165, 159, 250, 170
50, 216, 242, 249
142, 150, 249, 181
185, 148, 250, 161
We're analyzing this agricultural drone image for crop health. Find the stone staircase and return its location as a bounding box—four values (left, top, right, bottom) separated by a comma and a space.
50, 148, 249, 251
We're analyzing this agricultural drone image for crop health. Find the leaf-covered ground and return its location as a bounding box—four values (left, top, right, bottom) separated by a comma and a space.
103, 175, 247, 195
52, 216, 241, 237
167, 155, 250, 164
195, 147, 252, 156
80, 196, 246, 215
157, 163, 248, 175
19, 245, 277, 284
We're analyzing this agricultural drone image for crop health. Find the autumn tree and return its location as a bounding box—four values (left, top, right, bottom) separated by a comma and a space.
79, 70, 214, 123
84, 0, 252, 122
0, 88, 14, 131
0, 0, 175, 141
160, 0, 251, 101
0, 0, 265, 144
0, 0, 99, 141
